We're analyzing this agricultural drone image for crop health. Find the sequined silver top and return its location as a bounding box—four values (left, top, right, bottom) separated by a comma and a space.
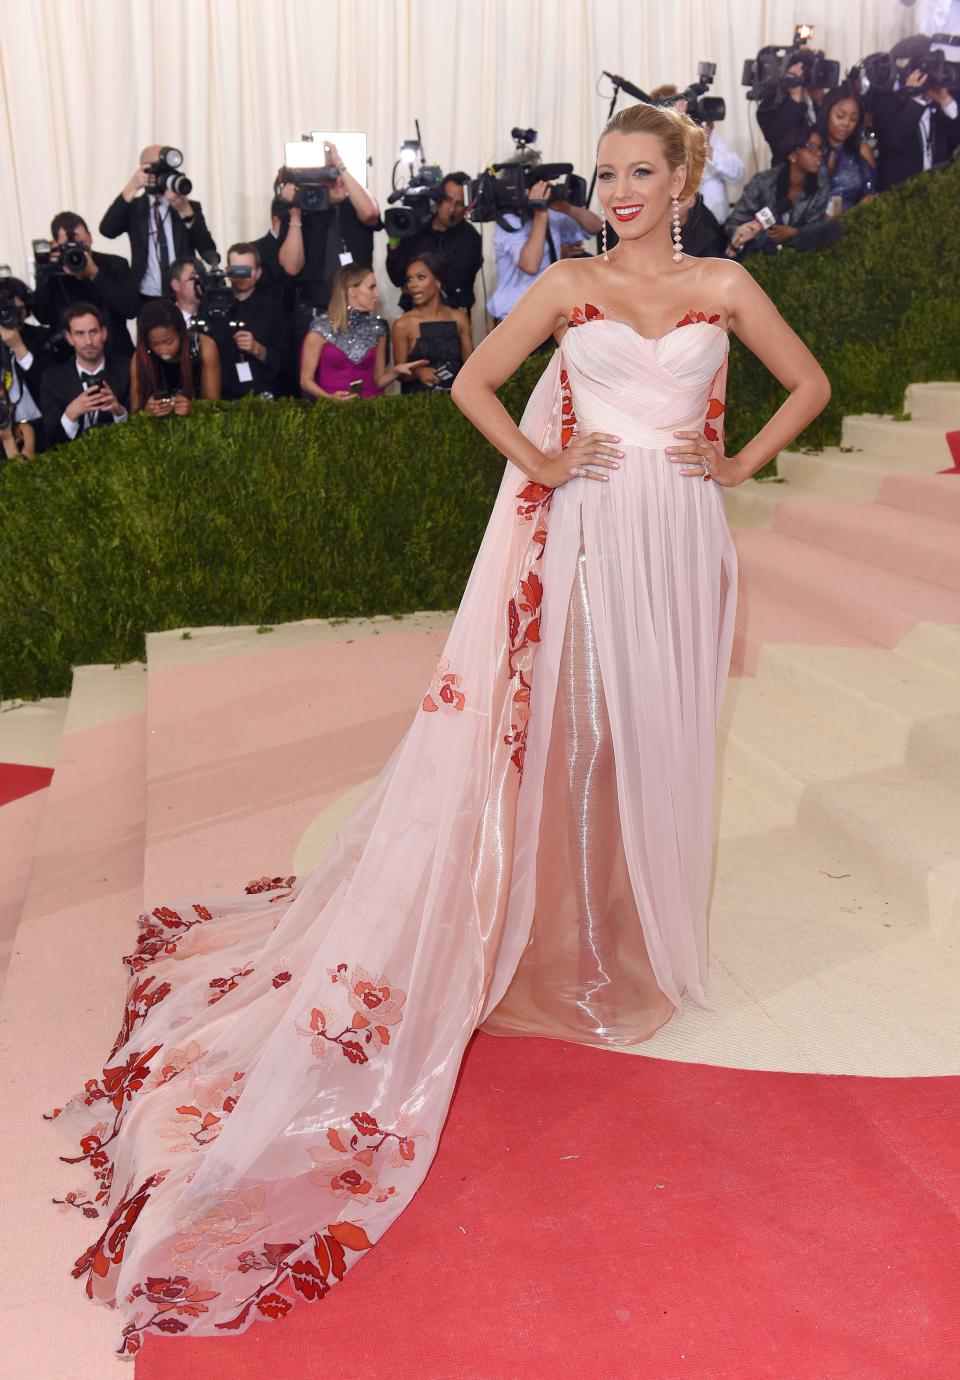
309, 309, 388, 365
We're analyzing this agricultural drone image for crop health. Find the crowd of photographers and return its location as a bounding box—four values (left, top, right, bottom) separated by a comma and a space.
1, 34, 957, 461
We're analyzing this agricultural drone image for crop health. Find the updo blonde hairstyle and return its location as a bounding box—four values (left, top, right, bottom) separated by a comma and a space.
599, 101, 710, 202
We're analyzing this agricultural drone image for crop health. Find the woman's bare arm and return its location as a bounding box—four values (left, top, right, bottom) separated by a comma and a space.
715, 259, 831, 479
450, 261, 580, 481
300, 334, 331, 398
199, 332, 220, 399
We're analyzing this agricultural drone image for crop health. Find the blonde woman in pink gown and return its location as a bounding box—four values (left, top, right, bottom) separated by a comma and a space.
52, 104, 830, 1354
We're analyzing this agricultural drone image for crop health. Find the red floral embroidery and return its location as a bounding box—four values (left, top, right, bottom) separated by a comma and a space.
516, 479, 553, 521
208, 964, 255, 1005
71, 1170, 168, 1302
118, 1273, 221, 1355
560, 366, 577, 448
421, 657, 466, 714
217, 1224, 373, 1332
173, 1070, 245, 1147
109, 973, 171, 1060
308, 1109, 425, 1206
272, 970, 292, 988
296, 964, 406, 1064
60, 1043, 164, 1169
568, 302, 605, 327
675, 308, 722, 328
704, 394, 726, 443
245, 874, 296, 896
123, 903, 214, 973
52, 1188, 100, 1219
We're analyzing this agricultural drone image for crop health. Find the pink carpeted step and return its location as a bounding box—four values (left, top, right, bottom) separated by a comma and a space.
875, 472, 960, 525
734, 529, 960, 648
769, 498, 960, 592
143, 627, 451, 900
731, 584, 877, 676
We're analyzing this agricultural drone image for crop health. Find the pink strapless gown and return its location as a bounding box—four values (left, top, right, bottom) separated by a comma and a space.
54, 304, 737, 1354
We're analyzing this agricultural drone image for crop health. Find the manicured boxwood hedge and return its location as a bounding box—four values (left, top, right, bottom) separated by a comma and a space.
2, 160, 957, 700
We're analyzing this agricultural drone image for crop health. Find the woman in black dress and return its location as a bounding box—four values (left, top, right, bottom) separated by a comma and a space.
130, 299, 220, 414
391, 253, 474, 393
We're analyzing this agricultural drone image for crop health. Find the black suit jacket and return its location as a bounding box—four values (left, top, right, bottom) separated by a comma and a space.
873, 91, 960, 191
214, 290, 290, 399
39, 356, 131, 449
32, 251, 139, 359
99, 193, 217, 291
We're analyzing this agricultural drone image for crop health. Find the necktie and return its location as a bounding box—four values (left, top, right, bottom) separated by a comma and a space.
154, 199, 171, 284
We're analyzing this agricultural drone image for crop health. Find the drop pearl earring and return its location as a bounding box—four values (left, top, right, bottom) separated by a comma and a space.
602, 218, 609, 262
671, 195, 683, 263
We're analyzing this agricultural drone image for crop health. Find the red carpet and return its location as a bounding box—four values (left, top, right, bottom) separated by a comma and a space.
0, 761, 53, 807
137, 1034, 959, 1380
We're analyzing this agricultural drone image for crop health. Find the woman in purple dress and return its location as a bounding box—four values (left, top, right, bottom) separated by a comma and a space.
299, 265, 425, 401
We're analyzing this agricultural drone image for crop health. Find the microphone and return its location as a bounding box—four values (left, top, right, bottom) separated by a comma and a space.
603, 71, 650, 103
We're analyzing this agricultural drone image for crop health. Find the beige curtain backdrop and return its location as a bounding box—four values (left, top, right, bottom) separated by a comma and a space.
0, 0, 916, 313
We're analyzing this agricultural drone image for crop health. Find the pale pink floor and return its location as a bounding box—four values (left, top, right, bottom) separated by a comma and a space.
0, 788, 49, 982
144, 629, 451, 898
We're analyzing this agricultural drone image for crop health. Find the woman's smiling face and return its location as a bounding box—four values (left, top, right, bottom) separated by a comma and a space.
595, 130, 685, 240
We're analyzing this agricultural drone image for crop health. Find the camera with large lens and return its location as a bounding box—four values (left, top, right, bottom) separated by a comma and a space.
190, 253, 255, 331
861, 34, 960, 96
470, 128, 586, 229
149, 146, 193, 197
742, 44, 839, 106
276, 139, 343, 214
384, 165, 445, 237
0, 286, 22, 329
59, 239, 88, 272
31, 237, 88, 278
674, 62, 727, 123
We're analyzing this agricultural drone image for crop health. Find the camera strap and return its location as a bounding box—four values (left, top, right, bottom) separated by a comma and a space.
545, 220, 558, 264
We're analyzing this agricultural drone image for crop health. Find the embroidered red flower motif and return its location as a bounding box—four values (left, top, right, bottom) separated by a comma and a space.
72, 1171, 168, 1295
421, 657, 466, 714
272, 971, 292, 988
244, 875, 296, 895
215, 1225, 372, 1334
516, 479, 553, 521
208, 964, 255, 1006
256, 1292, 293, 1319
704, 395, 726, 442
560, 367, 577, 448
675, 308, 722, 328
568, 303, 604, 327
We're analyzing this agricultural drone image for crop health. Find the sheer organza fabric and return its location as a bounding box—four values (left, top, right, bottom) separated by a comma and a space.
54, 308, 735, 1353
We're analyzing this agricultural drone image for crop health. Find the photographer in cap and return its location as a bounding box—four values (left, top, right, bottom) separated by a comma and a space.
386, 173, 484, 312
0, 274, 51, 451
277, 140, 381, 341
33, 212, 139, 362
39, 302, 130, 448
100, 144, 217, 302
485, 149, 603, 324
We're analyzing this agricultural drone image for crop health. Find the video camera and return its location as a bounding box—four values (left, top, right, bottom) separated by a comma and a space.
855, 34, 959, 96
277, 138, 342, 213
673, 62, 726, 123
742, 42, 840, 106
384, 165, 445, 237
148, 147, 193, 197
470, 128, 587, 230
190, 252, 253, 331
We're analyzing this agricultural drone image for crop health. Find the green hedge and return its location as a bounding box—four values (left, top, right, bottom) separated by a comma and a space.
2, 160, 957, 700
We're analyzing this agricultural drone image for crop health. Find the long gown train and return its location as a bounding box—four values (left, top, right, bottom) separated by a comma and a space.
51, 303, 736, 1354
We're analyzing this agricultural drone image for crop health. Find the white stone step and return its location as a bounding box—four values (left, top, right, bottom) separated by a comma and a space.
840, 414, 954, 465
895, 621, 960, 680
903, 381, 960, 427
719, 676, 960, 929
754, 641, 960, 787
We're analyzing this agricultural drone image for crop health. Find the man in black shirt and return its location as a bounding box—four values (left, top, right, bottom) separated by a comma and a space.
386, 173, 484, 312
33, 213, 139, 361
277, 140, 380, 337
214, 244, 289, 399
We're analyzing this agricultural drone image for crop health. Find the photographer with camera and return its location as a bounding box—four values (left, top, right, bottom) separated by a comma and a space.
169, 257, 204, 325
0, 274, 50, 449
39, 302, 129, 448
131, 299, 219, 414
33, 212, 139, 362
385, 173, 484, 312
209, 244, 289, 400
484, 148, 602, 324
277, 140, 381, 338
725, 126, 835, 257
872, 51, 959, 192
755, 47, 831, 161
100, 144, 217, 302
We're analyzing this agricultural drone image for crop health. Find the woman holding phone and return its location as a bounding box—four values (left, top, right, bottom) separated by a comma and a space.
130, 299, 220, 414
300, 264, 426, 400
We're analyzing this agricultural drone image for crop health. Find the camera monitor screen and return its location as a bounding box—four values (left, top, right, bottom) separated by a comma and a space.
284, 134, 368, 185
